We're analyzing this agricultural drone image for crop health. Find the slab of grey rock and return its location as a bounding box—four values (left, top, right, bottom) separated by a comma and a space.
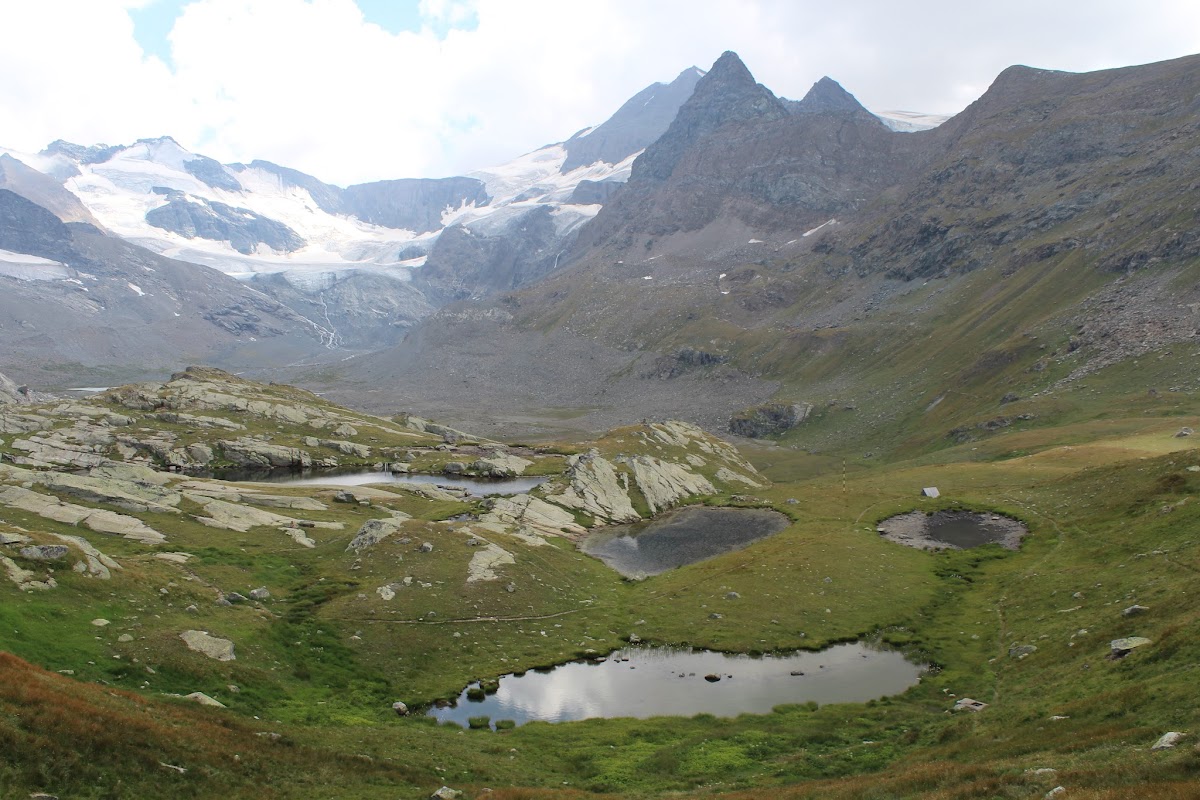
180, 630, 236, 661
1110, 636, 1152, 657
346, 514, 411, 552
19, 545, 69, 561
1151, 731, 1185, 750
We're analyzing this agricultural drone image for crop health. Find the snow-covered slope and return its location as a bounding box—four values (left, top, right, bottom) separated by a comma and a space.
0, 62, 703, 314
29, 137, 427, 278
873, 110, 952, 132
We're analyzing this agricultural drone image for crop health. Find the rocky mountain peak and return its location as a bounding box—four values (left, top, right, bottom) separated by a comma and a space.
560, 65, 704, 173
791, 76, 869, 115
630, 50, 789, 183
41, 139, 119, 165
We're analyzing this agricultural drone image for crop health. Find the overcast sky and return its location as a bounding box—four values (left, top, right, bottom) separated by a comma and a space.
3, 0, 1198, 185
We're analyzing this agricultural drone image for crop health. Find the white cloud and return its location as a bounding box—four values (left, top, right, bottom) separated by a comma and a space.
1, 0, 1198, 185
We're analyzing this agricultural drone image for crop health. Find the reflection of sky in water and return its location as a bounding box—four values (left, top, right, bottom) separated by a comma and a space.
429, 643, 924, 727
581, 507, 791, 576
240, 471, 545, 495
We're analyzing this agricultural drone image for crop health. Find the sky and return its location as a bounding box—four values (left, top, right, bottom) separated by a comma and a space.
2, 0, 1198, 186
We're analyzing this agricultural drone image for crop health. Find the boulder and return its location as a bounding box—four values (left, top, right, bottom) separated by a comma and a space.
953, 698, 989, 712
248, 587, 270, 601
19, 545, 69, 561
179, 630, 236, 661
1151, 731, 1185, 750
184, 692, 226, 708
471, 452, 533, 478
392, 700, 409, 717
346, 514, 411, 553
430, 788, 463, 800
1122, 604, 1150, 617
1110, 636, 1153, 657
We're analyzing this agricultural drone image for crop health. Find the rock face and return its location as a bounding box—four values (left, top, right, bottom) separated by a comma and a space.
247, 270, 434, 349
342, 177, 490, 234
628, 456, 715, 514
471, 451, 532, 477
417, 206, 563, 302
0, 152, 101, 225
179, 630, 236, 661
785, 76, 872, 115
0, 190, 324, 383
0, 485, 166, 544
561, 66, 704, 172
547, 452, 639, 523
729, 403, 812, 438
218, 438, 312, 469
478, 494, 587, 543
146, 190, 304, 254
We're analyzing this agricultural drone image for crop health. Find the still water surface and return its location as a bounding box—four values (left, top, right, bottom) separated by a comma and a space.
581, 506, 791, 576
428, 643, 925, 727
237, 469, 545, 495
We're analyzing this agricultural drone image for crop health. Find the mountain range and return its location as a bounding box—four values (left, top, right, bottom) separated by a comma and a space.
2, 49, 1195, 455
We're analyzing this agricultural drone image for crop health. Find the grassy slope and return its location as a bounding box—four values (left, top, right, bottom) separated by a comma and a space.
2, 370, 1200, 799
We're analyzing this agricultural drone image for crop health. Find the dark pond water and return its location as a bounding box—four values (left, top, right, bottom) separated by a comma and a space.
427, 643, 925, 728
233, 469, 545, 496
580, 506, 791, 577
926, 513, 1015, 548
877, 510, 1027, 551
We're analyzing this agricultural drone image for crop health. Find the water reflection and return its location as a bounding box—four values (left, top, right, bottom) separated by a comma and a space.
234, 469, 546, 496
428, 642, 924, 727
581, 506, 791, 576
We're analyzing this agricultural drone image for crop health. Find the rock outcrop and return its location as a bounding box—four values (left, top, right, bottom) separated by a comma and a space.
346, 514, 412, 553
477, 494, 586, 544
546, 452, 639, 524
628, 456, 715, 514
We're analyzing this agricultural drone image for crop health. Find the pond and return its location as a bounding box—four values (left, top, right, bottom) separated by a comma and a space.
580, 506, 792, 577
877, 510, 1027, 551
427, 642, 925, 728
234, 468, 546, 496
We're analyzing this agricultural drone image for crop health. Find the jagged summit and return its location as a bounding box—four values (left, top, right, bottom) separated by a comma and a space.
560, 65, 703, 173
791, 76, 870, 115
630, 50, 788, 183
